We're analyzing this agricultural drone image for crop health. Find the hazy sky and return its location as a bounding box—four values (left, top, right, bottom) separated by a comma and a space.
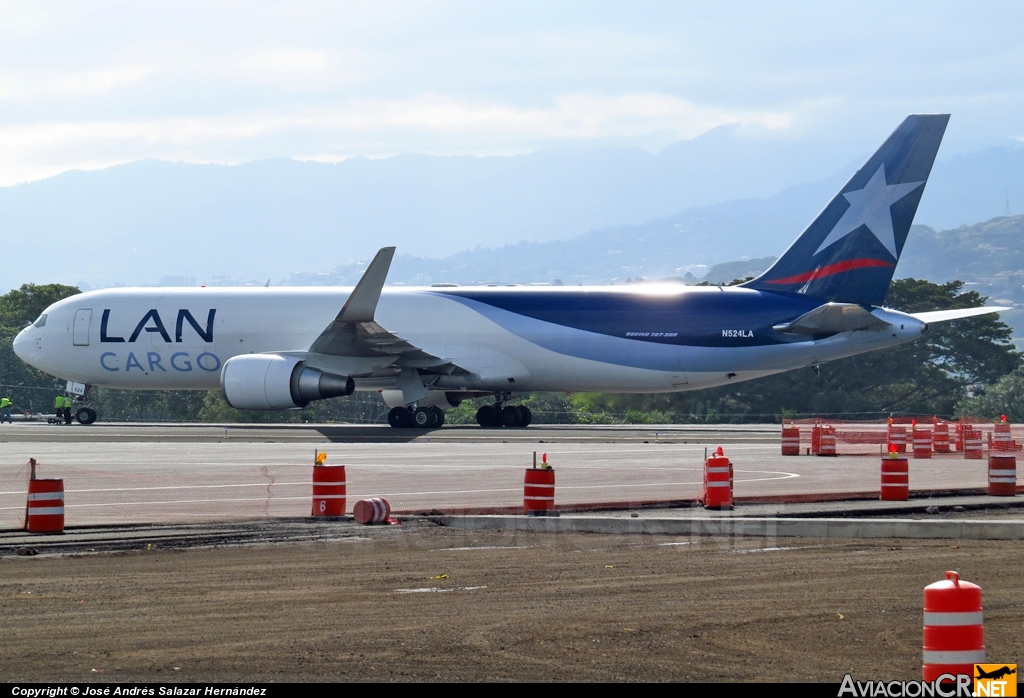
2, 1, 1023, 186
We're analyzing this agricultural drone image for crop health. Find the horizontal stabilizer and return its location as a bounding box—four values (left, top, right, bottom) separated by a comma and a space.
773, 302, 891, 335
911, 307, 1010, 324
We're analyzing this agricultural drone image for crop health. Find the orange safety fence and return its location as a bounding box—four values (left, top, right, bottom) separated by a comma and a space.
782, 417, 1024, 457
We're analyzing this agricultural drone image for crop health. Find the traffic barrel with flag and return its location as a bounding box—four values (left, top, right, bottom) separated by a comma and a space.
524, 452, 556, 515
25, 457, 64, 534
26, 479, 65, 533
881, 445, 909, 501
703, 446, 733, 510
312, 458, 346, 517
993, 415, 1013, 452
888, 419, 908, 454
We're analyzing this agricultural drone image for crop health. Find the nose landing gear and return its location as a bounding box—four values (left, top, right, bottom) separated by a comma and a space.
75, 406, 98, 425
69, 384, 98, 425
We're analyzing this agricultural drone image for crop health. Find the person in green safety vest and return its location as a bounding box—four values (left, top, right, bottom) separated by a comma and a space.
54, 394, 64, 424
0, 396, 12, 423
62, 395, 73, 425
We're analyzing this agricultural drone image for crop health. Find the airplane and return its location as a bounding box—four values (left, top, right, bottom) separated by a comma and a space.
975, 666, 1016, 681
12, 114, 1007, 428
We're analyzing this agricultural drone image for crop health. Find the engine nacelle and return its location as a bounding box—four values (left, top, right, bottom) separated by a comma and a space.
221, 354, 355, 410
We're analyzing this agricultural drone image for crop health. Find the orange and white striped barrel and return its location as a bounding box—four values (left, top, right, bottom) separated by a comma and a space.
810, 426, 821, 454
964, 428, 983, 460
887, 425, 907, 453
954, 423, 965, 452
912, 427, 932, 459
816, 426, 837, 457
932, 421, 951, 453
311, 464, 346, 517
993, 423, 1012, 452
524, 468, 555, 515
880, 457, 909, 501
987, 454, 1017, 496
923, 571, 984, 682
781, 426, 800, 456
353, 498, 391, 524
26, 478, 64, 533
703, 449, 733, 509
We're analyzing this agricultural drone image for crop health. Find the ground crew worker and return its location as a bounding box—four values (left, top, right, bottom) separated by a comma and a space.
0, 396, 12, 423
62, 395, 73, 425
54, 394, 64, 424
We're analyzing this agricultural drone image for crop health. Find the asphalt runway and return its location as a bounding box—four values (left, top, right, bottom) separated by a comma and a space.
0, 420, 782, 443
0, 422, 1016, 528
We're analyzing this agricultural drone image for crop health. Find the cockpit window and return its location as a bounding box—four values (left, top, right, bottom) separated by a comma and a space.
33, 314, 47, 328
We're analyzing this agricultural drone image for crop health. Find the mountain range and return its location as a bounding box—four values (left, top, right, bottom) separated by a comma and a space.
2, 126, 1024, 291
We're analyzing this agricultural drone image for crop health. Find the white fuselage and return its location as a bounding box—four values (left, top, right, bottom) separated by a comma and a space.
13, 285, 926, 398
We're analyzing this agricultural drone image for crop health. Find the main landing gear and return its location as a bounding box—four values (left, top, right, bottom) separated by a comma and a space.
476, 403, 532, 428
388, 405, 446, 429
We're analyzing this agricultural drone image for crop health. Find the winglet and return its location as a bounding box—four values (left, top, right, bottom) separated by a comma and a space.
336, 247, 396, 323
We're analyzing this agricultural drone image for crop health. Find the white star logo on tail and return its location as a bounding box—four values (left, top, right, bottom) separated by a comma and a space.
814, 165, 924, 258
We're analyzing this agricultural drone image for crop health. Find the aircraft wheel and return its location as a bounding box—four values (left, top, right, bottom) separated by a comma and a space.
518, 405, 532, 427
500, 405, 520, 427
388, 407, 412, 428
75, 407, 97, 425
431, 406, 445, 427
412, 407, 434, 428
476, 404, 498, 427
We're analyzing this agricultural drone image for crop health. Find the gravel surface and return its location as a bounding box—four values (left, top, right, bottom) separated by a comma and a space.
2, 521, 1022, 682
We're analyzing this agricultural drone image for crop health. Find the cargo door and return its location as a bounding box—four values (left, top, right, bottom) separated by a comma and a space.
73, 309, 92, 346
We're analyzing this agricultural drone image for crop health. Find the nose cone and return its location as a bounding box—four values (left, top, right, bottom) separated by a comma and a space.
12, 326, 43, 370
12, 327, 31, 362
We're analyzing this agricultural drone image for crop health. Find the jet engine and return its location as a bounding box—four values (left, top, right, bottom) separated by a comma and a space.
221, 354, 354, 410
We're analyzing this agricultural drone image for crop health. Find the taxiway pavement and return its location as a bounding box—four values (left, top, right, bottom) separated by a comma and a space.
0, 422, 1018, 527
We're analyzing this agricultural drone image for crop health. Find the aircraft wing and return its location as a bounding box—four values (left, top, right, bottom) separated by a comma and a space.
910, 307, 1010, 324
304, 247, 470, 382
773, 302, 891, 335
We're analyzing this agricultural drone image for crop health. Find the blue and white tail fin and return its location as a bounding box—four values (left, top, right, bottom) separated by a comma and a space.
743, 114, 949, 306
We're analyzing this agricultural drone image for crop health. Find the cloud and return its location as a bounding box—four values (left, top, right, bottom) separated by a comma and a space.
235, 49, 330, 74
55, 66, 152, 95
0, 92, 795, 184
0, 65, 151, 101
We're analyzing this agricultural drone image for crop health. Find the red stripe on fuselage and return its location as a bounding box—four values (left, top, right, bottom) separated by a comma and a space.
766, 258, 894, 285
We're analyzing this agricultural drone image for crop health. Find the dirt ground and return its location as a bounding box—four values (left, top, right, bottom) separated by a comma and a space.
2, 522, 1022, 683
